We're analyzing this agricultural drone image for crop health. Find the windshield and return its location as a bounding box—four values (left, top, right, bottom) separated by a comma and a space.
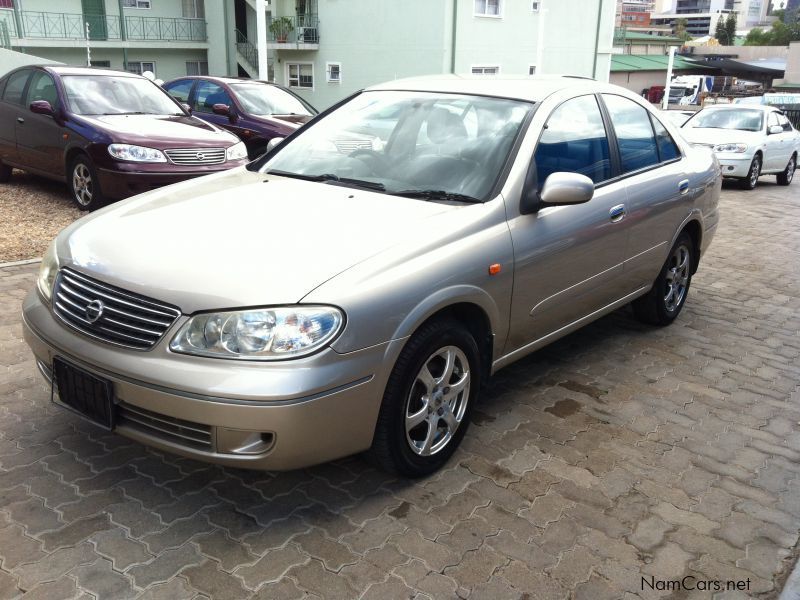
231, 83, 314, 116
62, 75, 183, 116
686, 108, 763, 132
259, 91, 532, 201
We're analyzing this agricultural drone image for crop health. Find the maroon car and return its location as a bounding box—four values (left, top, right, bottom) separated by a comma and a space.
163, 76, 317, 159
0, 66, 249, 210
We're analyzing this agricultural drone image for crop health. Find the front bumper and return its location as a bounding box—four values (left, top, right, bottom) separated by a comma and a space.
715, 154, 753, 178
22, 289, 403, 470
96, 160, 248, 200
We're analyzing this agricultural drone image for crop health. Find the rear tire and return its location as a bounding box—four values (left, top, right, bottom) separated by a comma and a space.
368, 318, 480, 477
739, 154, 761, 190
633, 232, 694, 326
68, 155, 106, 211
777, 155, 796, 186
0, 161, 11, 183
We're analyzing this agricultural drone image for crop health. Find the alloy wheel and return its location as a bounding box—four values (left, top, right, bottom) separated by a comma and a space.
405, 345, 470, 456
72, 163, 93, 207
749, 156, 760, 188
787, 158, 795, 183
664, 243, 690, 313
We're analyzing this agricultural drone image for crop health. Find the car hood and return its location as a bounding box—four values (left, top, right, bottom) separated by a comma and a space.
250, 114, 312, 130
76, 114, 238, 148
680, 127, 763, 147
58, 168, 457, 313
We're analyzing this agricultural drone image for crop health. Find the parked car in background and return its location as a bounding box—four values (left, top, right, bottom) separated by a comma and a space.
0, 66, 249, 210
23, 76, 720, 476
681, 104, 799, 189
163, 76, 317, 159
661, 110, 694, 127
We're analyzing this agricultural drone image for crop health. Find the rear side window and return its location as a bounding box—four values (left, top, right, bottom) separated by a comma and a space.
651, 116, 680, 162
164, 79, 194, 103
2, 70, 31, 105
603, 94, 659, 173
778, 113, 794, 132
193, 81, 232, 113
534, 95, 611, 187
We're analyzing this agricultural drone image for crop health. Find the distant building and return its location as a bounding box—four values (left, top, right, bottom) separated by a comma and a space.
616, 0, 655, 27
652, 0, 769, 35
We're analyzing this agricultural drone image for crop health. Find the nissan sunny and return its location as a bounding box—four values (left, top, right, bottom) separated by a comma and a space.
22, 76, 721, 476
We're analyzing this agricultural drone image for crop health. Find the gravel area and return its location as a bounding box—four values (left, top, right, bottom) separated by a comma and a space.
0, 170, 84, 263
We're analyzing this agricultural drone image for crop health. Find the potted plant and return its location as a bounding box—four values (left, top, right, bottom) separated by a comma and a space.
269, 16, 293, 43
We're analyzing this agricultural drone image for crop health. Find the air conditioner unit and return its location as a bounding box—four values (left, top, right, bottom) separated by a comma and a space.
297, 26, 318, 43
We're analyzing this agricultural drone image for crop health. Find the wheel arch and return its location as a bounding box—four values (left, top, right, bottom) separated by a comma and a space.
680, 219, 703, 275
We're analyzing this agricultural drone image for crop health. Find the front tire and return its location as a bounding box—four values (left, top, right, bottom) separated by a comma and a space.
633, 232, 694, 326
777, 155, 796, 186
368, 318, 480, 477
739, 154, 761, 190
68, 155, 106, 211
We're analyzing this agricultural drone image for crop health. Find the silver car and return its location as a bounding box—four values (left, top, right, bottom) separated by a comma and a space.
23, 76, 721, 476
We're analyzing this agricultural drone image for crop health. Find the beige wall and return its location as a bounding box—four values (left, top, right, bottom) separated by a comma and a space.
689, 45, 789, 60
778, 41, 800, 84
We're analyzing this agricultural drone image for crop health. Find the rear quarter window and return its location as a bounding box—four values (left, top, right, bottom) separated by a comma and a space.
602, 94, 660, 173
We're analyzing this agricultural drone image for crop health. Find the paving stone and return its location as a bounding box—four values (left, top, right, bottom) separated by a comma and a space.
0, 523, 46, 569
180, 559, 249, 600
91, 527, 153, 570
235, 544, 308, 589
287, 559, 359, 600
15, 541, 97, 591
135, 577, 198, 600
127, 544, 204, 588
70, 557, 137, 600
39, 513, 113, 551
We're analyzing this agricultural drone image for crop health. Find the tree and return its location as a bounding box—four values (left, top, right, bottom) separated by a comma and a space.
725, 12, 738, 46
675, 18, 692, 42
715, 15, 727, 44
743, 12, 800, 45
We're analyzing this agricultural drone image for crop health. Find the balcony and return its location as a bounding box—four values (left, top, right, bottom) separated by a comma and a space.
0, 9, 206, 43
268, 14, 319, 48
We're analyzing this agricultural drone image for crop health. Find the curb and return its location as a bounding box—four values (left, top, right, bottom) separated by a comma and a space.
0, 258, 41, 269
780, 557, 800, 600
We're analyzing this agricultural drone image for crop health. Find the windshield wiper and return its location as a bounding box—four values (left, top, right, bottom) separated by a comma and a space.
392, 189, 482, 204
265, 170, 386, 192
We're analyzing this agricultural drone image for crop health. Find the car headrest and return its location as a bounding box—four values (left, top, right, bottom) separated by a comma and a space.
426, 107, 467, 144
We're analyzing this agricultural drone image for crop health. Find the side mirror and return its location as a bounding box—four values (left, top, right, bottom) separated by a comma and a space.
29, 100, 54, 116
266, 137, 285, 152
540, 172, 594, 206
768, 125, 783, 135
212, 103, 230, 116
181, 102, 192, 114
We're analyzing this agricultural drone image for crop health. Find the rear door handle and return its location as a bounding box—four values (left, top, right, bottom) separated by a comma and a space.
609, 204, 626, 223
16, 117, 24, 124
679, 179, 690, 195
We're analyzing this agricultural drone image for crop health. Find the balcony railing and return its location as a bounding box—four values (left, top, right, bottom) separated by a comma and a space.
268, 14, 319, 44
0, 9, 206, 42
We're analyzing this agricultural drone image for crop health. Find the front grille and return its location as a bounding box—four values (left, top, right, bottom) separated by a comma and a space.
53, 269, 180, 350
117, 402, 212, 450
164, 147, 226, 165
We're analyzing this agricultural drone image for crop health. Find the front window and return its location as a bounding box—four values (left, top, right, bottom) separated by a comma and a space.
230, 83, 314, 116
126, 61, 156, 77
62, 75, 182, 116
258, 91, 532, 202
685, 109, 764, 132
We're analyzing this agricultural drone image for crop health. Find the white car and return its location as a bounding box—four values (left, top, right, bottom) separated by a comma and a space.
681, 105, 799, 189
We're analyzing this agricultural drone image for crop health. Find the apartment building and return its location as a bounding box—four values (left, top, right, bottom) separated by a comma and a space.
1, 0, 616, 110
616, 0, 656, 27
650, 0, 769, 35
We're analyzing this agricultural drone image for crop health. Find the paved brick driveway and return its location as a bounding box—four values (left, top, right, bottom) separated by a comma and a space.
1, 181, 799, 599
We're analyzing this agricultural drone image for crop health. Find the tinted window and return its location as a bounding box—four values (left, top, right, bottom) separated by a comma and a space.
534, 95, 611, 187
603, 94, 659, 173
651, 116, 680, 162
164, 79, 194, 103
25, 72, 58, 108
194, 81, 232, 114
2, 70, 31, 105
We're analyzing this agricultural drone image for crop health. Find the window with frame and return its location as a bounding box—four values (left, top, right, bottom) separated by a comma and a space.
326, 63, 341, 83
534, 95, 612, 187
25, 71, 58, 109
777, 113, 794, 133
650, 116, 681, 162
471, 66, 499, 75
164, 79, 194, 103
123, 0, 151, 8
532, 1, 540, 11
288, 63, 313, 89
602, 94, 660, 173
2, 70, 30, 105
474, 0, 501, 16
182, 0, 205, 19
126, 61, 156, 76
0, 0, 14, 8
186, 61, 209, 76
193, 80, 232, 113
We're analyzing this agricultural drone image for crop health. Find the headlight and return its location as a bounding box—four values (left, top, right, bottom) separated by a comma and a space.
37, 240, 58, 304
108, 144, 167, 163
226, 142, 248, 162
170, 306, 344, 360
713, 143, 748, 153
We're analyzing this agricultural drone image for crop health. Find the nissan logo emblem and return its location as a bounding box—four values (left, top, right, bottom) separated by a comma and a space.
196, 152, 205, 161
85, 299, 104, 324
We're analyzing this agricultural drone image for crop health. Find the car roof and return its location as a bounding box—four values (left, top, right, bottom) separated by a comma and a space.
365, 74, 624, 103
168, 75, 277, 86
36, 65, 144, 78
698, 103, 778, 112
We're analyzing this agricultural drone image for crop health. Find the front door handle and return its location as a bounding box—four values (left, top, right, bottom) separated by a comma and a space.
609, 204, 626, 223
679, 179, 690, 195
16, 117, 24, 124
